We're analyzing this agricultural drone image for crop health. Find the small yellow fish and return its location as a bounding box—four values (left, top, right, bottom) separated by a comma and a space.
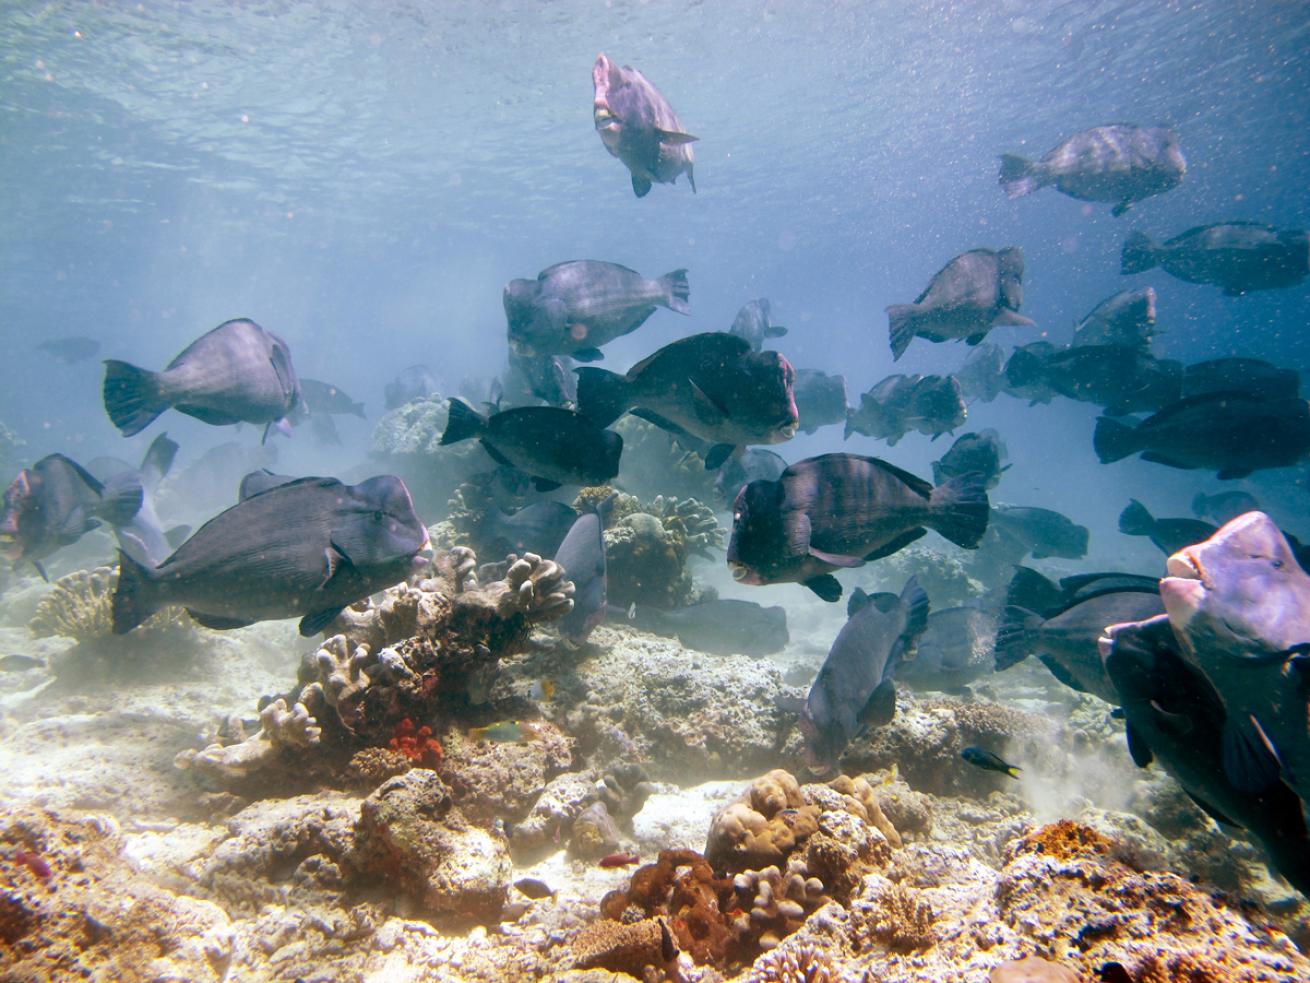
469, 720, 541, 744
527, 679, 556, 701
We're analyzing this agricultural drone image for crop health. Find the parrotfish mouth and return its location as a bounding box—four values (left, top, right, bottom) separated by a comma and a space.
593, 103, 620, 132
1160, 548, 1206, 624
728, 562, 762, 585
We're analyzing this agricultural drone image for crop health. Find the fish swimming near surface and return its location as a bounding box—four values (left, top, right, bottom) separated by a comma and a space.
897, 606, 997, 693
620, 597, 788, 656
1070, 288, 1157, 351
37, 335, 100, 364
480, 501, 579, 558
714, 448, 787, 509
0, 453, 144, 579
553, 512, 604, 645
1093, 391, 1310, 479
887, 247, 1036, 361
1003, 344, 1182, 417
575, 332, 797, 469
1158, 512, 1310, 809
1099, 613, 1310, 897
1180, 357, 1301, 400
844, 374, 967, 445
1117, 499, 1217, 559
440, 398, 622, 491
795, 577, 929, 770
298, 378, 366, 418
102, 318, 301, 442
986, 504, 1089, 561
1121, 222, 1310, 295
999, 124, 1186, 216
1191, 490, 1260, 525
961, 746, 1020, 779
931, 429, 1009, 490
112, 474, 430, 636
729, 299, 787, 351
592, 53, 696, 198
791, 369, 848, 435
504, 260, 690, 362
385, 365, 441, 410
727, 453, 989, 602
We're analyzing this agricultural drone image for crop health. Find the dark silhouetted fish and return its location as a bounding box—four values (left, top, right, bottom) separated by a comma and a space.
0, 453, 143, 579
1004, 344, 1182, 416
1191, 490, 1260, 525
792, 369, 848, 435
932, 429, 1009, 489
714, 448, 787, 509
844, 374, 966, 445
1093, 391, 1310, 479
887, 247, 1035, 360
103, 318, 301, 442
622, 598, 788, 656
576, 332, 797, 468
897, 607, 997, 692
504, 351, 576, 407
385, 365, 440, 410
999, 341, 1059, 405
592, 53, 696, 198
1070, 288, 1157, 351
1122, 223, 1310, 295
37, 336, 100, 364
553, 512, 605, 645
480, 501, 579, 558
987, 504, 1089, 561
995, 567, 1163, 703
299, 378, 365, 417
796, 578, 929, 769
504, 260, 690, 362
1118, 500, 1216, 558
1181, 358, 1300, 400
999, 124, 1185, 216
729, 299, 787, 350
1100, 614, 1310, 897
955, 342, 1007, 403
112, 474, 429, 636
727, 453, 989, 602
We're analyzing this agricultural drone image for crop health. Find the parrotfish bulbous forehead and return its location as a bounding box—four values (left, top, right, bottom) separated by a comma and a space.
1161, 510, 1310, 652
592, 54, 623, 138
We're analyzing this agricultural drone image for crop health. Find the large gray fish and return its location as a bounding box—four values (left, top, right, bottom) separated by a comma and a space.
796, 577, 929, 769
592, 53, 697, 198
299, 378, 365, 418
621, 598, 788, 656
1181, 358, 1300, 400
1093, 391, 1310, 479
792, 369, 849, 435
103, 318, 301, 442
480, 501, 579, 558
1122, 223, 1310, 295
504, 260, 690, 363
0, 453, 144, 579
1118, 499, 1216, 559
931, 429, 1009, 489
887, 247, 1036, 361
1004, 344, 1182, 416
504, 351, 576, 407
896, 606, 997, 693
575, 332, 797, 469
954, 342, 1007, 403
714, 448, 787, 509
999, 125, 1185, 216
112, 474, 429, 636
727, 453, 989, 602
1159, 512, 1310, 808
843, 374, 966, 445
1099, 614, 1310, 898
553, 512, 604, 645
995, 567, 1163, 703
441, 398, 622, 491
1070, 288, 1157, 351
385, 365, 440, 410
986, 504, 1089, 561
999, 341, 1059, 405
729, 299, 787, 351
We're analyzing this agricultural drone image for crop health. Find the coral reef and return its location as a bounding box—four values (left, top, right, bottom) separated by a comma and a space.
28, 565, 198, 648
743, 941, 849, 983
610, 416, 720, 505
864, 543, 987, 608
569, 917, 675, 976
989, 956, 1078, 983
440, 718, 574, 825
368, 395, 486, 513
851, 879, 935, 953
599, 760, 658, 824
569, 801, 624, 859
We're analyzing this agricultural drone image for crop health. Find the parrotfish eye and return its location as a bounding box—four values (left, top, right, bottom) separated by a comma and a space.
373, 510, 384, 522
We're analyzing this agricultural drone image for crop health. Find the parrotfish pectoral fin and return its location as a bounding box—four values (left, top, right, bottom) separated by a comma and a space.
858, 678, 897, 729
690, 380, 728, 426
1111, 201, 1132, 218
803, 574, 842, 602
532, 477, 563, 492
808, 547, 864, 568
1124, 722, 1154, 768
572, 348, 605, 363
1185, 791, 1243, 829
656, 129, 698, 145
1221, 715, 1284, 794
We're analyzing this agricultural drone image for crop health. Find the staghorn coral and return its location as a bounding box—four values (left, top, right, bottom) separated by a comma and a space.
569, 917, 674, 976
29, 565, 196, 646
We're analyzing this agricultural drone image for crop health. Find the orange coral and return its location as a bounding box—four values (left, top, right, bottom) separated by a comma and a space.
1013, 819, 1112, 862
387, 717, 443, 768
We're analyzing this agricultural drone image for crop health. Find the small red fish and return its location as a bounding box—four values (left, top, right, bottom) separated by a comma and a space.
15, 848, 51, 880
598, 852, 639, 868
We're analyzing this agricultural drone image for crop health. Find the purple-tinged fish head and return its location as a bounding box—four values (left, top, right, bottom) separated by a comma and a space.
1161, 511, 1310, 656
0, 471, 34, 562
727, 478, 788, 584
592, 54, 625, 155
735, 351, 799, 443
503, 279, 544, 357
338, 475, 431, 570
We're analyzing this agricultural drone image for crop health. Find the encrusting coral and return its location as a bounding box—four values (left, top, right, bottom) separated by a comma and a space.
29, 565, 197, 647
989, 955, 1079, 983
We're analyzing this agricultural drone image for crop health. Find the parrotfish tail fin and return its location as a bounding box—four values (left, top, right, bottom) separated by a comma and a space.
766, 324, 788, 339
111, 548, 161, 634
96, 473, 145, 527
574, 367, 633, 429
1118, 499, 1154, 537
1120, 232, 1159, 274
928, 472, 989, 549
998, 153, 1040, 199
994, 605, 1043, 670
102, 359, 168, 437
439, 397, 487, 445
1093, 416, 1140, 464
1004, 348, 1046, 388
139, 433, 180, 489
899, 575, 930, 642
886, 305, 917, 361
661, 269, 691, 315
1004, 566, 1062, 617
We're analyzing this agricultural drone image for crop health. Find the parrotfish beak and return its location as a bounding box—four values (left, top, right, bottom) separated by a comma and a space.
593, 102, 619, 132
729, 562, 762, 585
1159, 549, 1206, 626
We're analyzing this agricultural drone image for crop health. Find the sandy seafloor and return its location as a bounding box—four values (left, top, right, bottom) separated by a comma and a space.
2, 530, 1310, 983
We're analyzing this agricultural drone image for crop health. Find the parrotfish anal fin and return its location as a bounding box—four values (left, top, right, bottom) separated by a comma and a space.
656, 129, 698, 145
1222, 714, 1283, 794
803, 574, 842, 602
299, 607, 345, 636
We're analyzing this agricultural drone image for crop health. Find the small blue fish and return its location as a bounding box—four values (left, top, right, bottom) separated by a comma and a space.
961, 746, 1020, 779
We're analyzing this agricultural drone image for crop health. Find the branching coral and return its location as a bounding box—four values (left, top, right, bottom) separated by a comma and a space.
29, 565, 195, 645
